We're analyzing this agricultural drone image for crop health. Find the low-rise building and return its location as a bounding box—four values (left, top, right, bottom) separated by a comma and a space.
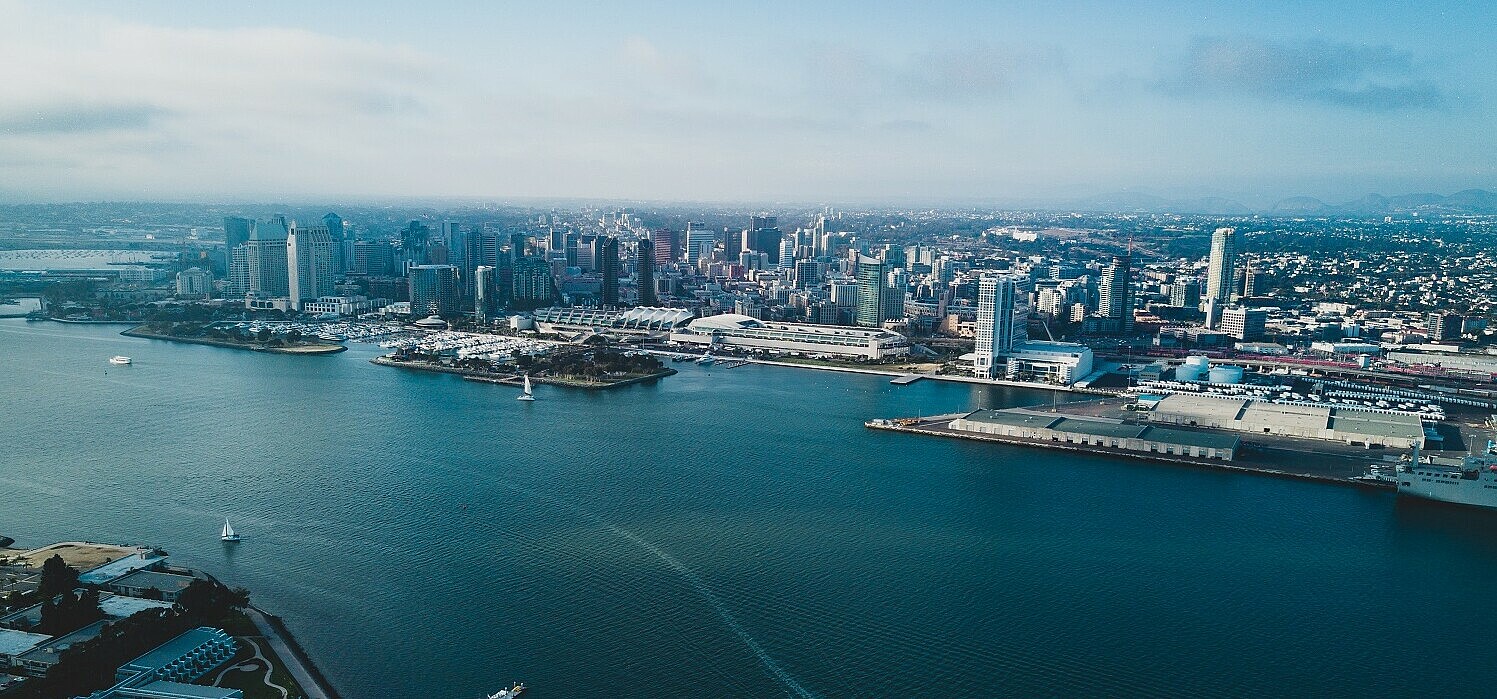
949, 408, 1240, 461
106, 570, 197, 602
1148, 393, 1423, 448
670, 313, 909, 360
1002, 341, 1094, 385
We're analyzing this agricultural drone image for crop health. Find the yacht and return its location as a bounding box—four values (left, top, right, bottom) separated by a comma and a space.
109, 356, 132, 365
485, 683, 526, 699
517, 374, 536, 401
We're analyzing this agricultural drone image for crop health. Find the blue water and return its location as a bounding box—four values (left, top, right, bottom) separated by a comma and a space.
3, 320, 1497, 698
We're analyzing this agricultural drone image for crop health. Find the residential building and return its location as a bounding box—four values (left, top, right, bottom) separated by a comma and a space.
1206, 227, 1238, 303
408, 264, 460, 317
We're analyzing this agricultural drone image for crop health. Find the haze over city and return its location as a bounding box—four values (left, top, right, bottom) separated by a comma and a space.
2, 0, 1494, 205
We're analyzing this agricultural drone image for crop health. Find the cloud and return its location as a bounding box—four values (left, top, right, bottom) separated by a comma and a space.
804, 43, 1063, 109
0, 104, 166, 135
1161, 36, 1445, 111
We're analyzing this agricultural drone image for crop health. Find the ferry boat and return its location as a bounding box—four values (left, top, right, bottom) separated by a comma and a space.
109, 356, 133, 365
1398, 441, 1497, 510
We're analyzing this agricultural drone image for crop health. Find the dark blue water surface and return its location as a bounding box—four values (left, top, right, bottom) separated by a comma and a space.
3, 320, 1496, 698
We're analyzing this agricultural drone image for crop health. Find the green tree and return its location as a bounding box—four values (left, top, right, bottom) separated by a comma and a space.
39, 554, 79, 596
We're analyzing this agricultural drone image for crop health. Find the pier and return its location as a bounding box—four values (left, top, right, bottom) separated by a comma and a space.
890, 374, 925, 385
868, 411, 1395, 490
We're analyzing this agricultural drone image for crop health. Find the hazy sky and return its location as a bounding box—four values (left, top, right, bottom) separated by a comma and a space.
1, 1, 1493, 205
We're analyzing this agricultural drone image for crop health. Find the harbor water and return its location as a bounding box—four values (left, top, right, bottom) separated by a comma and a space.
3, 320, 1497, 698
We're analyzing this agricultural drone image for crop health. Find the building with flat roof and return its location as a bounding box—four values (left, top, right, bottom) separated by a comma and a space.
14, 620, 108, 676
106, 570, 197, 602
83, 627, 240, 699
950, 408, 1240, 461
1003, 341, 1095, 385
0, 628, 49, 666
670, 313, 909, 360
1148, 393, 1423, 448
79, 551, 167, 585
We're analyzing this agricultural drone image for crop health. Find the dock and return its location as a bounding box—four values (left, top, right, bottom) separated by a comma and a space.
867, 412, 1395, 490
890, 374, 925, 385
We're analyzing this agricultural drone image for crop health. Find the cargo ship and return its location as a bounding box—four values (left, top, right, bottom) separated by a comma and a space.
1398, 441, 1497, 510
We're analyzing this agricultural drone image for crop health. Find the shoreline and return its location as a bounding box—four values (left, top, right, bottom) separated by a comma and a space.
246, 604, 342, 699
372, 354, 677, 389
122, 326, 348, 354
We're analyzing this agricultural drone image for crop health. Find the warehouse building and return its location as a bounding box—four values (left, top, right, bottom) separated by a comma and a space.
670, 313, 910, 360
949, 408, 1240, 461
1148, 393, 1424, 448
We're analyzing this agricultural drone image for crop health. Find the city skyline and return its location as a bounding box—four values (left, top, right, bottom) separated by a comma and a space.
2, 1, 1495, 205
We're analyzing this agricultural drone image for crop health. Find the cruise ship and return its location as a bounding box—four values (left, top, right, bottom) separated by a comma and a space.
1398, 441, 1497, 510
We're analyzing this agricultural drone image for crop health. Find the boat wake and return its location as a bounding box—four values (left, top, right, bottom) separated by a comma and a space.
498, 482, 818, 699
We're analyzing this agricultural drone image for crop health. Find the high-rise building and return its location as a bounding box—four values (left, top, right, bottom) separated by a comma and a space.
511, 256, 552, 309
1099, 254, 1133, 332
1169, 279, 1201, 308
1206, 227, 1238, 304
794, 260, 821, 289
352, 241, 395, 276
744, 216, 784, 265
408, 264, 460, 317
245, 217, 290, 298
474, 265, 496, 324
685, 222, 714, 264
599, 237, 620, 306
401, 221, 431, 265
224, 216, 255, 297
855, 256, 887, 327
974, 274, 1029, 379
650, 229, 677, 266
286, 223, 337, 310
636, 238, 657, 306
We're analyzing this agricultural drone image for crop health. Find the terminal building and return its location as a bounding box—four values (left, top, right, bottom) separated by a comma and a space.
531, 306, 695, 337
1148, 393, 1424, 448
950, 408, 1240, 461
669, 313, 910, 360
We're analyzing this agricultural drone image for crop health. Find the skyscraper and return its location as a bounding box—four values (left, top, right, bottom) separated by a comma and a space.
511, 256, 552, 309
743, 216, 784, 265
974, 274, 1028, 379
474, 265, 496, 324
286, 223, 336, 310
408, 264, 460, 317
855, 255, 886, 327
636, 238, 656, 306
1169, 279, 1201, 308
600, 236, 620, 306
224, 216, 255, 297
245, 217, 289, 298
1206, 227, 1238, 304
1099, 254, 1133, 333
650, 229, 677, 266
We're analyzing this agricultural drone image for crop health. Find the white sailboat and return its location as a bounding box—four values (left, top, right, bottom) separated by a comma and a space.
517, 374, 536, 401
220, 519, 242, 542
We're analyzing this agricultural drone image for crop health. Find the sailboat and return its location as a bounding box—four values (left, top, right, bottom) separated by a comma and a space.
517, 374, 536, 401
220, 519, 243, 542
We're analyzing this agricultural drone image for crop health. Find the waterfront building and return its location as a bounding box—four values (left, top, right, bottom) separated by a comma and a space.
286, 223, 337, 311
1206, 227, 1237, 304
174, 267, 212, 298
973, 274, 1027, 379
1221, 306, 1267, 341
950, 408, 1239, 461
1002, 341, 1094, 385
84, 627, 240, 699
669, 314, 910, 360
408, 264, 460, 317
105, 569, 196, 602
1148, 394, 1423, 448
300, 295, 386, 317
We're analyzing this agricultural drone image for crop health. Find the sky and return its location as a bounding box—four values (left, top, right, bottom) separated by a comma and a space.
0, 0, 1493, 206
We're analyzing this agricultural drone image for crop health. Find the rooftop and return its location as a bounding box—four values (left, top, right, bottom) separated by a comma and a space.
109, 569, 196, 593
960, 408, 1241, 450
0, 628, 49, 658
78, 551, 166, 585
120, 628, 234, 677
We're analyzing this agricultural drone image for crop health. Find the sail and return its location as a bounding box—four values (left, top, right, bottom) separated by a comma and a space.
523, 375, 533, 395
222, 520, 235, 538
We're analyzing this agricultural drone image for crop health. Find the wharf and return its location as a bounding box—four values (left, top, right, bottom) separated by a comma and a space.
890, 374, 925, 385
868, 414, 1394, 490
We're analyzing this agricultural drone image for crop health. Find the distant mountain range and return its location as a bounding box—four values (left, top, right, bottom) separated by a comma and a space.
1062, 189, 1497, 217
